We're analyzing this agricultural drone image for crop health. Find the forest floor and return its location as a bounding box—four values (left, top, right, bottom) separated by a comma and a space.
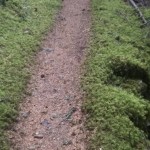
9, 0, 90, 149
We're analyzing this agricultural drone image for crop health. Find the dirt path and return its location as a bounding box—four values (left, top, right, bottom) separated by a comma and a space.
10, 0, 90, 149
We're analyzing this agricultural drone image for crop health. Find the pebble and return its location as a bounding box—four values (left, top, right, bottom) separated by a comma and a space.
28, 145, 36, 150
51, 113, 59, 119
40, 119, 51, 128
71, 132, 76, 136
64, 95, 71, 101
20, 111, 30, 118
43, 47, 54, 52
9, 135, 14, 139
62, 139, 72, 146
33, 132, 44, 139
41, 110, 48, 114
40, 74, 45, 78
61, 122, 65, 125
64, 95, 74, 101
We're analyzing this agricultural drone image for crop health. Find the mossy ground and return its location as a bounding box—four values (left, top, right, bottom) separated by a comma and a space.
83, 0, 150, 149
0, 0, 60, 149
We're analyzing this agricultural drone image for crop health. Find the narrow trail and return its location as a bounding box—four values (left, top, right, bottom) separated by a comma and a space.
10, 0, 90, 149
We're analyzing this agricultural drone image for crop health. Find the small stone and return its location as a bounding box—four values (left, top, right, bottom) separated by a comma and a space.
24, 30, 29, 34
33, 132, 44, 139
64, 95, 74, 101
71, 132, 76, 136
40, 119, 51, 128
41, 110, 48, 114
9, 135, 14, 139
51, 113, 59, 119
43, 47, 54, 52
41, 74, 45, 78
64, 95, 70, 101
28, 145, 36, 150
20, 111, 30, 118
61, 122, 65, 125
62, 139, 72, 145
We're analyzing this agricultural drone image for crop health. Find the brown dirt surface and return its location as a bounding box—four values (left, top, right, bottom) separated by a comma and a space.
9, 0, 91, 149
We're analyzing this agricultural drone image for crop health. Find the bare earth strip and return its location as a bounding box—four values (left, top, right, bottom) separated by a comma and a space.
10, 0, 90, 149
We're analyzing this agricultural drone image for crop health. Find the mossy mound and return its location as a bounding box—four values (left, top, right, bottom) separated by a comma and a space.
0, 0, 60, 149
83, 0, 150, 149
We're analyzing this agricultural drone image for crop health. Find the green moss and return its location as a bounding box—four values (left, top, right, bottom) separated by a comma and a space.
83, 0, 150, 149
0, 0, 60, 149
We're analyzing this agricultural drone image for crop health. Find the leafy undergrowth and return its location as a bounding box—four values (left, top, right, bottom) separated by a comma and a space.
0, 0, 60, 149
83, 0, 150, 149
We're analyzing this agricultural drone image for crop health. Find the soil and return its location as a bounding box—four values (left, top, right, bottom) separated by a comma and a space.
9, 0, 90, 149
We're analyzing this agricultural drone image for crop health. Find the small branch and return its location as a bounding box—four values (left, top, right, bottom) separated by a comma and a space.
129, 0, 147, 24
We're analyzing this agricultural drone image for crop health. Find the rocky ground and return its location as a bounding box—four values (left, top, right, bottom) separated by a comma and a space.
9, 0, 90, 149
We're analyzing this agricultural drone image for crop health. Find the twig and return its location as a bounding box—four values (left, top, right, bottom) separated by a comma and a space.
129, 0, 147, 24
